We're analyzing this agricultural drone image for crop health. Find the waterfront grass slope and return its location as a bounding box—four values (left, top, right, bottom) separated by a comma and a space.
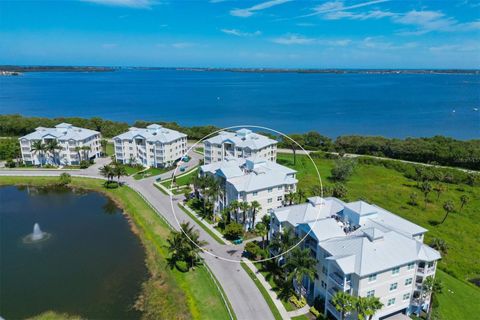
0, 176, 232, 320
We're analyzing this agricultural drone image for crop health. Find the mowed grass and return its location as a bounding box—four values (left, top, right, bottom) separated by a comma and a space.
105, 142, 114, 156
0, 176, 231, 320
277, 153, 480, 318
161, 168, 198, 189
435, 270, 480, 320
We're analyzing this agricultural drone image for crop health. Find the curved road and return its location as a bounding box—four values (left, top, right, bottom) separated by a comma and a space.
0, 159, 275, 320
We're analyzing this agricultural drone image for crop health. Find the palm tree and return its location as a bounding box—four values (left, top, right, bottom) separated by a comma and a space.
74, 146, 83, 162
441, 200, 455, 224
205, 178, 221, 220
240, 201, 250, 227
99, 164, 115, 183
261, 214, 271, 242
229, 200, 240, 223
430, 238, 448, 255
255, 222, 267, 249
81, 145, 91, 161
355, 296, 383, 320
250, 200, 262, 227
296, 189, 306, 203
434, 183, 445, 201
269, 227, 297, 258
112, 164, 127, 183
284, 247, 316, 298
420, 181, 432, 209
460, 194, 469, 211
285, 192, 295, 205
46, 140, 62, 165
331, 291, 355, 320
422, 276, 443, 320
167, 222, 208, 269
30, 140, 47, 167
100, 139, 108, 156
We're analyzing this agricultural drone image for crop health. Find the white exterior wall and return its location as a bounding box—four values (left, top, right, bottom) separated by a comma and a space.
204, 142, 277, 164
114, 136, 187, 167
20, 134, 101, 166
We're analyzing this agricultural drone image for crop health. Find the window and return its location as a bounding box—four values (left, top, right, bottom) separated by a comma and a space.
278, 186, 282, 190
407, 262, 415, 270
367, 290, 375, 297
277, 196, 283, 201
387, 298, 396, 306
392, 267, 400, 275
322, 266, 327, 275
268, 198, 272, 203
403, 293, 411, 301
321, 280, 327, 289
368, 274, 377, 282
253, 191, 258, 196
405, 278, 413, 286
268, 188, 273, 193
390, 283, 398, 291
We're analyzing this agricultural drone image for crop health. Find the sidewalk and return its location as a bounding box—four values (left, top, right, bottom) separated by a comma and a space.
242, 258, 291, 320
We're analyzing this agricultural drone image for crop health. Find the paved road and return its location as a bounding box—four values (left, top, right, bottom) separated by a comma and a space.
0, 159, 274, 320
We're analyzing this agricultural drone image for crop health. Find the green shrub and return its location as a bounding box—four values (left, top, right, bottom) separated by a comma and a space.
6, 159, 16, 168
310, 306, 321, 318
79, 160, 90, 169
223, 222, 243, 240
289, 295, 306, 308
58, 173, 72, 186
244, 242, 262, 260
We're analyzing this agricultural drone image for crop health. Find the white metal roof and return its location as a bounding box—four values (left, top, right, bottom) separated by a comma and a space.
204, 129, 277, 150
113, 124, 186, 143
20, 123, 100, 141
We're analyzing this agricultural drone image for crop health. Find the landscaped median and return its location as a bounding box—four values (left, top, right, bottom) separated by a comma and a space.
0, 175, 234, 320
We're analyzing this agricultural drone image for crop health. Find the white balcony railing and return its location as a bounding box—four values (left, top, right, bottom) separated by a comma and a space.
329, 272, 351, 289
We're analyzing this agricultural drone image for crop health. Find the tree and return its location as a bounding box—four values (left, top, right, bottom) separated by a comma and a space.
250, 200, 262, 227
269, 227, 297, 260
423, 276, 443, 320
441, 200, 455, 224
99, 164, 115, 184
229, 200, 240, 223
409, 192, 418, 206
460, 194, 469, 211
355, 296, 383, 320
332, 183, 347, 198
112, 163, 127, 183
81, 145, 91, 161
245, 241, 262, 260
58, 173, 72, 186
261, 215, 271, 242
284, 247, 317, 299
285, 192, 295, 205
429, 238, 448, 255
331, 291, 355, 320
224, 222, 243, 240
255, 222, 267, 249
420, 181, 432, 209
46, 140, 62, 165
331, 158, 356, 182
310, 184, 322, 197
167, 222, 207, 270
240, 201, 250, 227
434, 184, 445, 201
296, 189, 306, 203
100, 139, 108, 156
30, 140, 47, 167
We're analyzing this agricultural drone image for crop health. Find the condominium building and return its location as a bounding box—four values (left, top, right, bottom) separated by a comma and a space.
18, 123, 102, 165
113, 124, 187, 168
271, 197, 441, 320
200, 157, 297, 229
203, 128, 277, 164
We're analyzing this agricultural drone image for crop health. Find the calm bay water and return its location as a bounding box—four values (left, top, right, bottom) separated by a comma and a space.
0, 70, 479, 139
0, 186, 147, 319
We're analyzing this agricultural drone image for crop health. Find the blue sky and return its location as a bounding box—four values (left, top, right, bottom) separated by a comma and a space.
0, 0, 479, 68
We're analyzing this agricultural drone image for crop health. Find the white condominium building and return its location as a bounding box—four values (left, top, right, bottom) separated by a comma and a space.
271, 197, 441, 320
113, 124, 187, 168
18, 123, 101, 166
200, 157, 297, 229
203, 128, 277, 164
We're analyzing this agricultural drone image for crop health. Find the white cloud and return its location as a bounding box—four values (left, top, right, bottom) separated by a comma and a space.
221, 29, 261, 37
429, 42, 480, 52
323, 9, 395, 20
303, 0, 390, 18
360, 37, 417, 50
393, 10, 480, 34
81, 0, 156, 9
230, 0, 291, 18
271, 33, 315, 45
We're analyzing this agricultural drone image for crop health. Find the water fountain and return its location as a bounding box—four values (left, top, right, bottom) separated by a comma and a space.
23, 223, 50, 243
31, 223, 44, 241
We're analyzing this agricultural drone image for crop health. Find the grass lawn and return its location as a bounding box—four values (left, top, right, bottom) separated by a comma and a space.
161, 168, 198, 189
277, 153, 480, 319
105, 142, 114, 156
290, 315, 311, 320
133, 166, 171, 180
435, 270, 480, 320
124, 165, 143, 176
0, 176, 232, 320
178, 203, 226, 245
240, 262, 283, 320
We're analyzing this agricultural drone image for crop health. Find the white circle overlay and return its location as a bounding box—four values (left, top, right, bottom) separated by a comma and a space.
168, 125, 323, 263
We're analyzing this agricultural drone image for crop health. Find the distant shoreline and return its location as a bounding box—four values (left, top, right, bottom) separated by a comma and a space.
1, 65, 479, 75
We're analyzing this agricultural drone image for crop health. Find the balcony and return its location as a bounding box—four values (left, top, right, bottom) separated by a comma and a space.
329, 272, 351, 289
326, 301, 341, 319
328, 287, 339, 297
417, 266, 435, 274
